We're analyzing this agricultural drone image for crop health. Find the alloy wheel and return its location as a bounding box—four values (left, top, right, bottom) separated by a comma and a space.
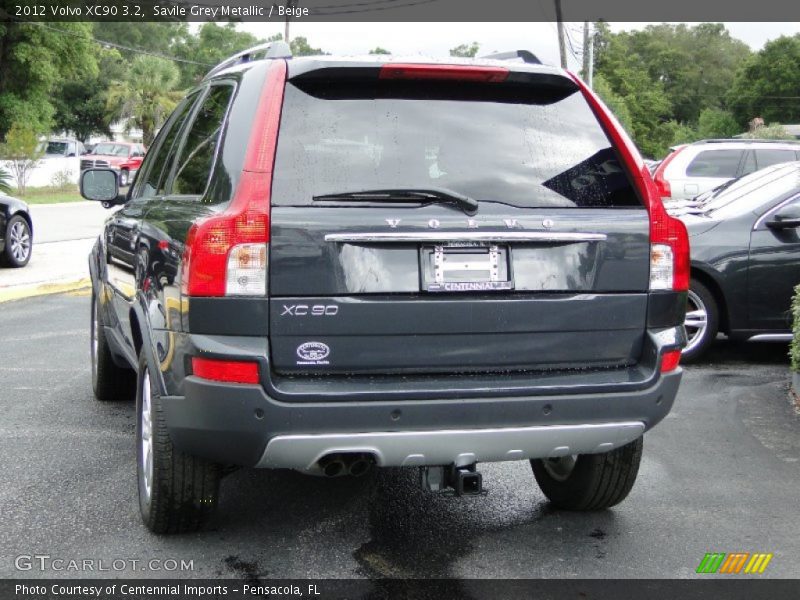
9, 220, 31, 263
140, 369, 154, 503
684, 289, 708, 355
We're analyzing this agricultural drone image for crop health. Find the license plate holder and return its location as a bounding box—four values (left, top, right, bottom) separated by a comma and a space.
421, 244, 513, 292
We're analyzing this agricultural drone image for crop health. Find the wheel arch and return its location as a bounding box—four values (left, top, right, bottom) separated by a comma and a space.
690, 265, 729, 334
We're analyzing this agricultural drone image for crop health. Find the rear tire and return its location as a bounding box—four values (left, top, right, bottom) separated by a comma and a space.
531, 437, 643, 511
91, 292, 135, 401
119, 169, 129, 187
682, 278, 719, 363
136, 351, 221, 533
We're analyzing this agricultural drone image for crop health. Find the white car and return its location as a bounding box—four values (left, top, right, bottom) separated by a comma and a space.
652, 139, 800, 210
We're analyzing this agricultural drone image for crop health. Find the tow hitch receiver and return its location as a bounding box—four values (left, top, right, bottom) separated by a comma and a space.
420, 464, 483, 496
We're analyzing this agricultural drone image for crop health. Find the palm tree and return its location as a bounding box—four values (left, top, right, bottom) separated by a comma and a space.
106, 56, 184, 146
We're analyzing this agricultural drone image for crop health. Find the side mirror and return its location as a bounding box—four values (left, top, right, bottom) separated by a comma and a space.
80, 168, 126, 208
766, 203, 800, 230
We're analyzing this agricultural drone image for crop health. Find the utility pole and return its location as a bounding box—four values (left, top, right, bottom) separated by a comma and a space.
555, 0, 567, 69
582, 22, 594, 88
284, 0, 294, 44
582, 22, 591, 81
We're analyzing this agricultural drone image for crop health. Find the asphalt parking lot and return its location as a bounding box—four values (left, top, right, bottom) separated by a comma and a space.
0, 292, 798, 580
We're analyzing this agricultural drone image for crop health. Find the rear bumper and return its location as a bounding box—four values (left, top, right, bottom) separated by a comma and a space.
160, 368, 681, 470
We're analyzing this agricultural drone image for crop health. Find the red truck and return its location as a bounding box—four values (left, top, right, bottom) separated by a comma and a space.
81, 142, 146, 186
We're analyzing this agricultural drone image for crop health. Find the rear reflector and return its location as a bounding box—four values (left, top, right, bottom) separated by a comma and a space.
192, 357, 260, 384
660, 350, 682, 373
379, 63, 509, 83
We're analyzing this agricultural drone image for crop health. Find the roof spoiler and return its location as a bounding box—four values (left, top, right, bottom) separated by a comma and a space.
479, 50, 542, 65
204, 42, 292, 80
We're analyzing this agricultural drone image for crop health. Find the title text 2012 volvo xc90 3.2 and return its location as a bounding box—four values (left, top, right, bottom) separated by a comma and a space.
80, 44, 689, 533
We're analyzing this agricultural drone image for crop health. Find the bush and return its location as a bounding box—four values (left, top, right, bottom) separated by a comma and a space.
50, 168, 75, 190
792, 284, 800, 373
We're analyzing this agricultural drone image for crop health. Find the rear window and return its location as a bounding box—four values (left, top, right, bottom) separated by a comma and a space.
685, 149, 743, 178
271, 78, 642, 209
755, 148, 798, 169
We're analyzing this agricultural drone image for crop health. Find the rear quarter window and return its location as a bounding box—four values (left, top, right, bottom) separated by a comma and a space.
685, 149, 743, 178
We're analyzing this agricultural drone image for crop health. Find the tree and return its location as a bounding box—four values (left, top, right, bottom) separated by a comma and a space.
593, 23, 752, 158
593, 75, 634, 135
450, 42, 480, 58
369, 47, 391, 55
696, 108, 740, 139
53, 48, 122, 142
0, 123, 44, 195
173, 23, 261, 87
0, 22, 97, 139
290, 36, 325, 57
106, 56, 183, 146
728, 35, 800, 126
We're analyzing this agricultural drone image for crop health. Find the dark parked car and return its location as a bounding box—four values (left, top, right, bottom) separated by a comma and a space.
79, 44, 689, 533
0, 194, 33, 267
676, 162, 800, 360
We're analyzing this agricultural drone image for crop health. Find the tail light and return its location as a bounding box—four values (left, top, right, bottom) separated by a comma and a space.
569, 72, 689, 292
182, 60, 287, 297
379, 63, 509, 83
652, 146, 686, 200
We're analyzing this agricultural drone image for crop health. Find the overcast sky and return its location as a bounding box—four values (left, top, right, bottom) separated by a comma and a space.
235, 21, 800, 69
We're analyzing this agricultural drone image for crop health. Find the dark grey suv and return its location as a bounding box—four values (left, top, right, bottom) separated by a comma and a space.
80, 44, 689, 533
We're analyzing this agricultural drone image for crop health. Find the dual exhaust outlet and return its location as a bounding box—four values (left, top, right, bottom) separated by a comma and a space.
316, 453, 483, 496
317, 453, 374, 478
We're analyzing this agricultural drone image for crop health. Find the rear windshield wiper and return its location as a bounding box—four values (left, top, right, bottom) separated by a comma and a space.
313, 187, 479, 215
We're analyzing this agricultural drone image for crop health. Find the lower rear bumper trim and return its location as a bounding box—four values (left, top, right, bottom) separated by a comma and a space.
256, 421, 645, 471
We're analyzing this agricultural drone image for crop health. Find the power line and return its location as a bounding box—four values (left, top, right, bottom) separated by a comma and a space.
2, 19, 212, 67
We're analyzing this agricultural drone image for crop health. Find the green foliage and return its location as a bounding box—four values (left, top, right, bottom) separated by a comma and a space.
0, 122, 44, 195
593, 74, 634, 134
106, 56, 182, 146
0, 22, 98, 139
696, 108, 740, 139
450, 42, 480, 58
728, 35, 800, 126
667, 120, 699, 147
741, 123, 795, 140
369, 47, 391, 55
290, 36, 326, 57
173, 23, 260, 87
791, 284, 800, 373
54, 46, 127, 141
594, 23, 752, 158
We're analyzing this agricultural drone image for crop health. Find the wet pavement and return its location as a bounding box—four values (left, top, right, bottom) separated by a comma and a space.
1, 293, 798, 579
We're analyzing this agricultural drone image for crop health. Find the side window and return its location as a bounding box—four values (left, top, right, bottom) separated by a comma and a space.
755, 149, 797, 170
130, 93, 199, 201
170, 85, 235, 197
685, 150, 744, 178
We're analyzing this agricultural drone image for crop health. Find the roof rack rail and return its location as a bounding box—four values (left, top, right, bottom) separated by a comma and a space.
479, 50, 541, 65
204, 41, 292, 80
693, 138, 800, 144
